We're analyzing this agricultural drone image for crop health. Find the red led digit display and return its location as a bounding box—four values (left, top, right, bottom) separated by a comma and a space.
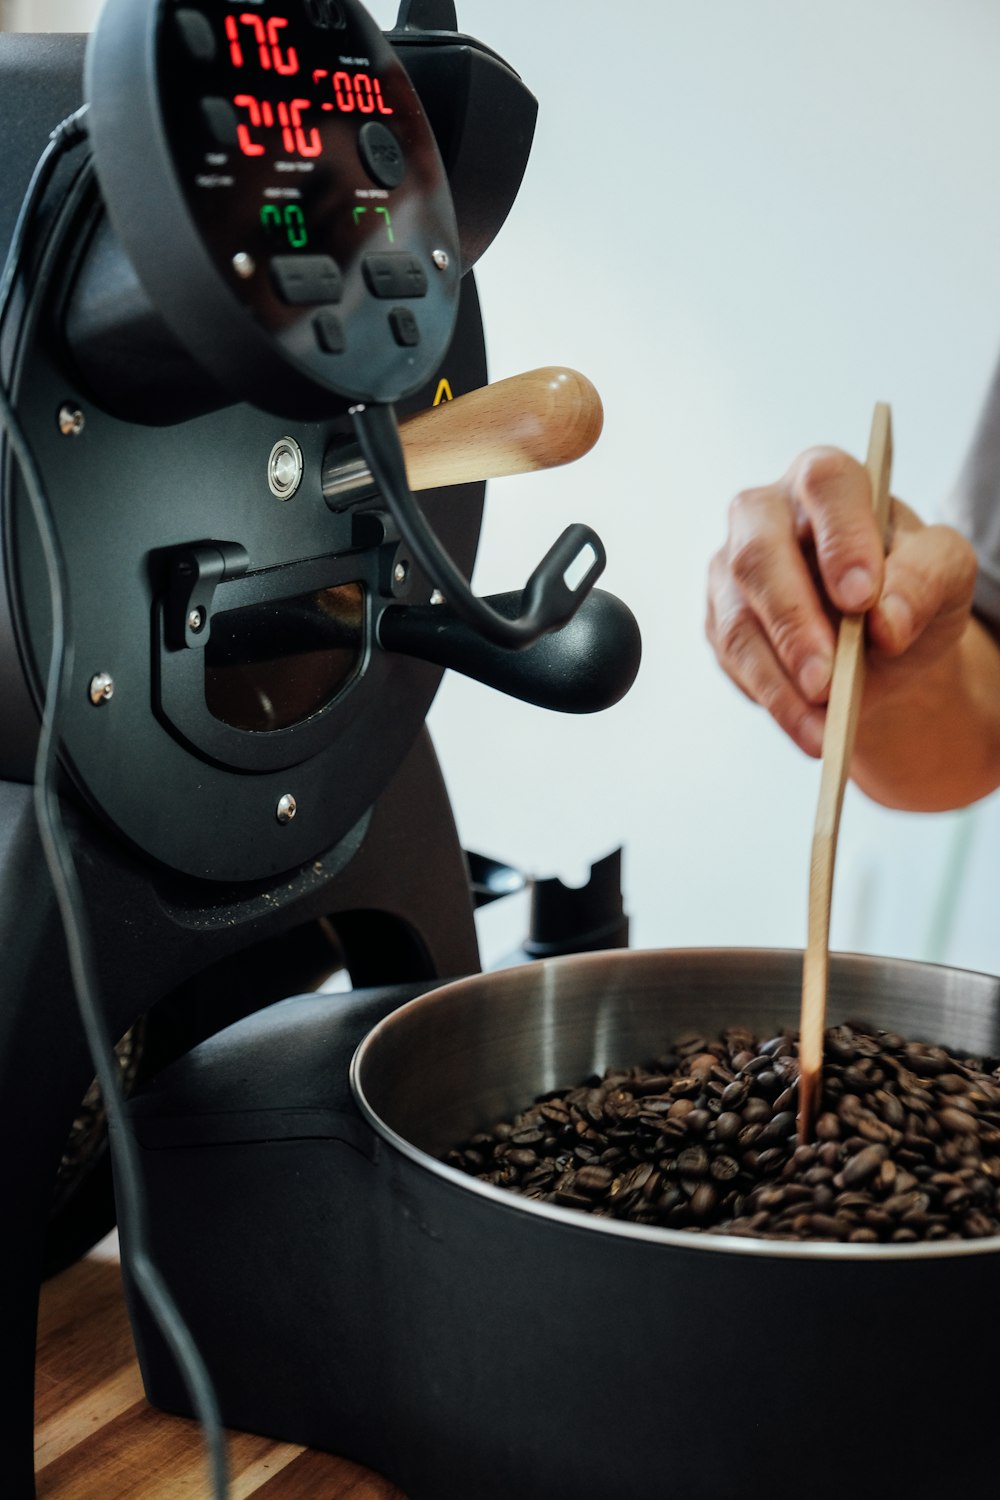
312, 68, 393, 115
233, 92, 266, 156
233, 93, 322, 158
265, 17, 298, 74
225, 13, 299, 74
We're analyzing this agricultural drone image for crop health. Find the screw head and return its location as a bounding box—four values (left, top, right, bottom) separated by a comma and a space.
187, 608, 205, 633
430, 588, 445, 605
89, 672, 114, 706
58, 404, 85, 437
267, 436, 304, 500
233, 251, 256, 279
393, 560, 408, 586
431, 248, 450, 271
276, 793, 297, 824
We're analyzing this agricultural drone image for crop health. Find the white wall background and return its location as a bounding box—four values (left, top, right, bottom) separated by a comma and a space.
10, 0, 1000, 976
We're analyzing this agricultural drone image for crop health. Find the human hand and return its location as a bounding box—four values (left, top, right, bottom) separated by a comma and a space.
705, 447, 978, 757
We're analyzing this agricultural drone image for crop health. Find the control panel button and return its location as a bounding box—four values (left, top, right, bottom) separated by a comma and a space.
305, 0, 348, 27
388, 307, 420, 347
357, 121, 406, 189
313, 310, 346, 354
175, 8, 216, 62
363, 253, 428, 300
271, 256, 344, 305
199, 97, 238, 148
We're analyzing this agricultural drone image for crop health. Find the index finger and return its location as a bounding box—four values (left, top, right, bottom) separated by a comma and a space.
784, 447, 887, 613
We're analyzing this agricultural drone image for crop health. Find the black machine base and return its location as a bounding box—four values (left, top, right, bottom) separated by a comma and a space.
0, 729, 479, 1498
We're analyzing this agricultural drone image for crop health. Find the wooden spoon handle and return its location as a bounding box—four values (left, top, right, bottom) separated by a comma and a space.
322, 367, 603, 508
797, 403, 894, 1140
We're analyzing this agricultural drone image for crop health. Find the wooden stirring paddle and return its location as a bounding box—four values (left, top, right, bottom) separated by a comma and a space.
797, 403, 894, 1141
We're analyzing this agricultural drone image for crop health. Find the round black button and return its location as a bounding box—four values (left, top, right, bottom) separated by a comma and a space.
174, 8, 216, 62
358, 122, 406, 190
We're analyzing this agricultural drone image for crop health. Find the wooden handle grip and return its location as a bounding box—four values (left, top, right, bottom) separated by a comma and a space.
399, 366, 604, 492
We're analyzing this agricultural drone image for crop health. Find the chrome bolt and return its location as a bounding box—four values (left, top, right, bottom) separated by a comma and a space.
393, 560, 408, 586
89, 672, 114, 706
187, 608, 205, 633
430, 588, 445, 605
232, 251, 256, 279
58, 404, 85, 437
431, 248, 449, 271
267, 436, 304, 500
276, 793, 297, 824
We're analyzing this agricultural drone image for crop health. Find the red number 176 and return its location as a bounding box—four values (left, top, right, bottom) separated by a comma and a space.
225, 13, 299, 76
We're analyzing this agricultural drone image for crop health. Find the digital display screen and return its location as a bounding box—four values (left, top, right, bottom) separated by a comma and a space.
223, 12, 395, 159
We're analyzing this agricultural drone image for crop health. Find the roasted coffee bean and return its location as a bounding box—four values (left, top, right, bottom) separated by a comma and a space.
760, 1111, 796, 1143
575, 1165, 614, 1195
856, 1115, 894, 1145
754, 1148, 787, 1174
675, 1032, 709, 1055
939, 1106, 979, 1135
808, 1213, 844, 1237
720, 1079, 750, 1110
876, 1159, 897, 1194
642, 1169, 664, 1201
715, 1110, 743, 1142
710, 1154, 740, 1182
839, 1144, 888, 1189
676, 1146, 710, 1178
688, 1183, 718, 1220
633, 1074, 673, 1096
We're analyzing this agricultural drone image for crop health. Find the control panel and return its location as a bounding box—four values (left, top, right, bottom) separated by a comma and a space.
84, 0, 462, 415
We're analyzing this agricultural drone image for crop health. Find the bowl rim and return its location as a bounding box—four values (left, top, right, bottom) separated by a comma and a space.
350, 946, 1000, 1262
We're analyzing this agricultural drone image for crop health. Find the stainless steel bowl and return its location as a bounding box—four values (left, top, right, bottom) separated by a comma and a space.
354, 945, 1000, 1258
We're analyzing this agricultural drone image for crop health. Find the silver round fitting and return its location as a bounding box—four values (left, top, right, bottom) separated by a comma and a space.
267, 436, 304, 500
393, 561, 409, 586
276, 793, 298, 825
232, 251, 256, 279
430, 588, 446, 605
88, 672, 114, 706
187, 608, 205, 633
58, 404, 85, 437
431, 248, 450, 271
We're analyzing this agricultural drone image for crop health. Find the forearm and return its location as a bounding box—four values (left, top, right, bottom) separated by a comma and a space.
851, 616, 1000, 811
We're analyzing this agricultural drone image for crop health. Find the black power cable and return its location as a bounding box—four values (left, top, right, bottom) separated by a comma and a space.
349, 398, 606, 649
0, 110, 229, 1499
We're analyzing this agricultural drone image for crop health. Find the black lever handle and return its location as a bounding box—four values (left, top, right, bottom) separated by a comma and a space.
378, 588, 641, 714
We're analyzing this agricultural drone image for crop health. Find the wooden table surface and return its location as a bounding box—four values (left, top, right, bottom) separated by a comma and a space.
34, 1234, 407, 1499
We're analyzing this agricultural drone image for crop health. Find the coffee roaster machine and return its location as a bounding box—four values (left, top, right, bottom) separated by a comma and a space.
7, 6, 1000, 1500
0, 1, 641, 1494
